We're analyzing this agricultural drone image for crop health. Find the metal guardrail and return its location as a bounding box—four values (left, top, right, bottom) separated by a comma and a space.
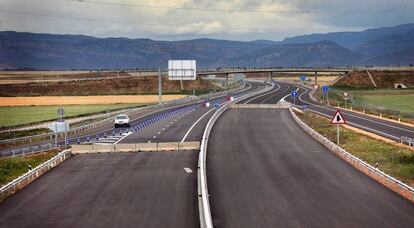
289, 108, 414, 203
198, 82, 274, 228
0, 83, 246, 147
0, 150, 72, 202
401, 136, 414, 147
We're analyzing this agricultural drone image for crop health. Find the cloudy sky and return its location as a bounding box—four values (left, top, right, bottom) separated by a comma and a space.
1, 0, 414, 41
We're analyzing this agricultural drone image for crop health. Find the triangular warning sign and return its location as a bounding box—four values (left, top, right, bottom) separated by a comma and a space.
330, 110, 346, 124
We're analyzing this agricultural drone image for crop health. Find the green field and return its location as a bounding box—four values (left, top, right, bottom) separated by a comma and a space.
298, 111, 414, 185
0, 151, 58, 187
0, 103, 146, 128
323, 88, 414, 118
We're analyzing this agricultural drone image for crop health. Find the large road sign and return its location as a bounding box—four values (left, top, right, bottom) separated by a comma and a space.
168, 60, 196, 80
48, 121, 69, 133
330, 111, 346, 124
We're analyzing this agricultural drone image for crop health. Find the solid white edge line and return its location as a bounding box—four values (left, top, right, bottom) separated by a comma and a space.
181, 108, 216, 143
295, 85, 414, 134
113, 132, 132, 144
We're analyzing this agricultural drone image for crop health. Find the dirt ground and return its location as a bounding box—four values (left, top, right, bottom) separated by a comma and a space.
0, 76, 215, 96
0, 95, 186, 106
334, 70, 414, 88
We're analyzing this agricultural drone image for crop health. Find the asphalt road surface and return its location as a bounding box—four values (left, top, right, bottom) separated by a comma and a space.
207, 108, 414, 228
0, 82, 263, 157
0, 82, 265, 227
0, 152, 199, 228
283, 82, 414, 141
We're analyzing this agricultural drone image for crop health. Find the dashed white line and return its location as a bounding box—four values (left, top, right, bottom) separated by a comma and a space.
184, 167, 193, 173
181, 108, 216, 142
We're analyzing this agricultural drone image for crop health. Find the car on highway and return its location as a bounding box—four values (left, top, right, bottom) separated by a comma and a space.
114, 114, 130, 128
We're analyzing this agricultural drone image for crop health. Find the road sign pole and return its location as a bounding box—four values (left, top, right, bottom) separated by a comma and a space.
337, 124, 340, 145
54, 123, 57, 147
327, 91, 330, 105
64, 122, 67, 150
158, 68, 162, 104
294, 97, 296, 106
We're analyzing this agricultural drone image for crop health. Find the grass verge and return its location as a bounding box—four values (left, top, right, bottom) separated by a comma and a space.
314, 88, 414, 123
297, 111, 414, 186
0, 103, 147, 128
0, 151, 58, 187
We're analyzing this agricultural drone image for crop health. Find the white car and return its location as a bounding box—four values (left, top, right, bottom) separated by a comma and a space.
114, 114, 130, 128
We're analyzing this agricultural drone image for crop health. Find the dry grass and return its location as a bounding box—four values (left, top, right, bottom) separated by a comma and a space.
0, 95, 186, 106
275, 76, 340, 85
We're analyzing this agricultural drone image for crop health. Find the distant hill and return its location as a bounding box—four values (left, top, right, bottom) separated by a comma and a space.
218, 41, 362, 67
1, 23, 414, 69
281, 23, 414, 51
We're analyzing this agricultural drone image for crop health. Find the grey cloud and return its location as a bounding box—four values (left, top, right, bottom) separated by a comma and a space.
0, 0, 413, 41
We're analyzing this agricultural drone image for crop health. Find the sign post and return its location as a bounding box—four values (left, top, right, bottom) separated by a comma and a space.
322, 85, 330, 105
330, 110, 346, 145
343, 92, 349, 109
291, 91, 298, 106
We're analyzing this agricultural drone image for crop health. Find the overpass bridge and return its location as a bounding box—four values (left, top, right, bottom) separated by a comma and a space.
197, 67, 351, 87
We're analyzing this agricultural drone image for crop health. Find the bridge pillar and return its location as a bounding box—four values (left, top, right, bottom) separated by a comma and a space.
225, 73, 229, 88
314, 71, 318, 85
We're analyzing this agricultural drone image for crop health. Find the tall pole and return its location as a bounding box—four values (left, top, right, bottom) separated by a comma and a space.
337, 124, 340, 145
158, 68, 162, 104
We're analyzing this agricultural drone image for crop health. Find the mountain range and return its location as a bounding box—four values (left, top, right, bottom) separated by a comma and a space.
1, 23, 413, 69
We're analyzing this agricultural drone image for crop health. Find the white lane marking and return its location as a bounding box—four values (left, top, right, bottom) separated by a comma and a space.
243, 86, 277, 104
162, 128, 166, 131
158, 131, 161, 134
166, 124, 170, 127
148, 140, 151, 143
260, 83, 281, 103
171, 122, 174, 124
184, 167, 193, 173
153, 136, 157, 139
181, 108, 216, 142
278, 87, 299, 104
113, 132, 132, 145
296, 86, 414, 134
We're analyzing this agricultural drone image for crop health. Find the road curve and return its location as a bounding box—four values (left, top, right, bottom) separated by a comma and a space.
207, 108, 414, 227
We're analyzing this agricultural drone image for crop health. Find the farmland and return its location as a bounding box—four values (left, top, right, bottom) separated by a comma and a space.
0, 95, 186, 106
0, 103, 147, 128
322, 88, 414, 119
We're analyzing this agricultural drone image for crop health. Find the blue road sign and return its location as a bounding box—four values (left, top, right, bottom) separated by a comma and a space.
214, 103, 220, 109
322, 85, 330, 94
300, 75, 306, 81
291, 91, 298, 98
302, 105, 307, 110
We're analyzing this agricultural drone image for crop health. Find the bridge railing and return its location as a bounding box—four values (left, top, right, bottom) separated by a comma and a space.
198, 81, 274, 228
289, 108, 414, 203
0, 150, 72, 202
0, 82, 246, 148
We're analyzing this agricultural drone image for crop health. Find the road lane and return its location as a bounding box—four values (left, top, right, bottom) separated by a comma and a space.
0, 152, 199, 228
283, 83, 414, 140
207, 108, 414, 227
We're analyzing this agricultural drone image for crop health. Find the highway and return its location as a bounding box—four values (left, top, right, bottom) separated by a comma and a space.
0, 82, 264, 157
282, 82, 414, 141
0, 82, 265, 227
207, 108, 414, 227
237, 80, 413, 141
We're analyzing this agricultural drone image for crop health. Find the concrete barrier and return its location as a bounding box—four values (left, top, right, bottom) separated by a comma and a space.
71, 142, 200, 153
289, 108, 414, 203
0, 150, 72, 202
198, 81, 275, 228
